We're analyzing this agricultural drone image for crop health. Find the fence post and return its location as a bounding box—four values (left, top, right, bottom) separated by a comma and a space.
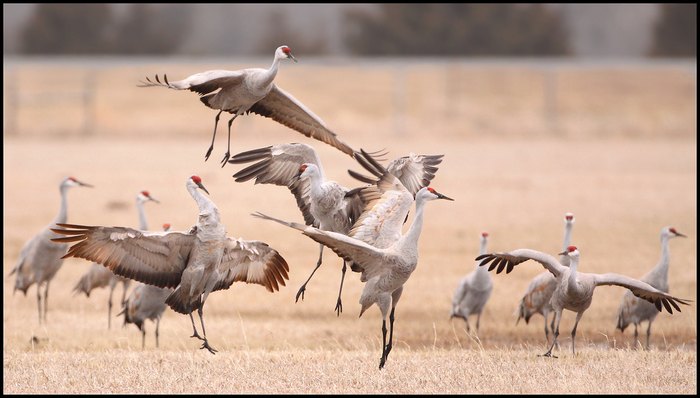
5, 67, 18, 136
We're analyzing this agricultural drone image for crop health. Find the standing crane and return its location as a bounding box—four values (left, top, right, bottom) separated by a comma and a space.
450, 232, 492, 335
515, 212, 575, 344
253, 171, 454, 369
118, 223, 174, 349
51, 176, 290, 354
73, 190, 159, 329
138, 45, 355, 166
228, 144, 443, 315
476, 245, 690, 357
615, 226, 687, 349
9, 176, 93, 323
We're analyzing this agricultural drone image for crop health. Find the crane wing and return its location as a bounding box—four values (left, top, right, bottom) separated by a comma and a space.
594, 273, 692, 314
349, 172, 413, 249
50, 223, 195, 289
475, 248, 567, 277
213, 238, 290, 293
247, 85, 355, 157
349, 150, 444, 197
229, 143, 322, 226
138, 70, 245, 96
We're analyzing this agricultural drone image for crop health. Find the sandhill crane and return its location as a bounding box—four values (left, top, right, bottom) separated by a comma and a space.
50, 175, 290, 354
117, 223, 174, 349
228, 144, 443, 315
476, 246, 690, 357
138, 45, 355, 166
253, 171, 454, 369
450, 232, 492, 335
515, 212, 575, 344
73, 190, 159, 329
616, 226, 687, 349
9, 176, 93, 323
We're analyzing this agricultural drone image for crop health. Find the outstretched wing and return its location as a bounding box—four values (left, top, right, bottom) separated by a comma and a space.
138, 70, 244, 96
595, 273, 692, 314
213, 238, 290, 293
50, 223, 195, 289
247, 85, 355, 157
229, 143, 322, 226
475, 248, 567, 278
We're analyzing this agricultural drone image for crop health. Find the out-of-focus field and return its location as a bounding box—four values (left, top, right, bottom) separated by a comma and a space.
3, 59, 697, 394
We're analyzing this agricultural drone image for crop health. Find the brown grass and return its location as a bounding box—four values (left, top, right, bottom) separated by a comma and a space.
3, 61, 697, 394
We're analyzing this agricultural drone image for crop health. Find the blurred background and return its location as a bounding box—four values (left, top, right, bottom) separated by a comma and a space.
3, 4, 697, 372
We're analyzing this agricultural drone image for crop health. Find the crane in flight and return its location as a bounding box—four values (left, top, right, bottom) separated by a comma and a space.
138, 45, 355, 166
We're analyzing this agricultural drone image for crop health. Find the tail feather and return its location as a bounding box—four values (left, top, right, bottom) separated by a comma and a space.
165, 287, 200, 315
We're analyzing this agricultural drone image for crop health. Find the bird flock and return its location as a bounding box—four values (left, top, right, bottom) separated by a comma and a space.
9, 45, 692, 370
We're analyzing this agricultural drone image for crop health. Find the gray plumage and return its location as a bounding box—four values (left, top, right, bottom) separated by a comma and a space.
477, 246, 691, 357
51, 176, 289, 354
450, 232, 492, 335
139, 45, 355, 166
73, 190, 159, 329
9, 176, 93, 323
253, 171, 454, 369
615, 226, 686, 349
515, 212, 575, 343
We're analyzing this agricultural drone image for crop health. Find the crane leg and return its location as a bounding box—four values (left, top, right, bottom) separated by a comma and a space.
220, 114, 238, 167
141, 325, 146, 350
570, 311, 584, 355
156, 317, 161, 348
645, 321, 652, 350
334, 261, 347, 316
197, 304, 217, 354
543, 312, 550, 344
633, 323, 639, 349
189, 312, 204, 341
539, 310, 561, 358
385, 307, 396, 359
36, 283, 43, 324
476, 312, 482, 335
108, 285, 115, 329
296, 244, 324, 303
379, 318, 388, 369
120, 281, 129, 305
205, 110, 222, 161
43, 281, 50, 323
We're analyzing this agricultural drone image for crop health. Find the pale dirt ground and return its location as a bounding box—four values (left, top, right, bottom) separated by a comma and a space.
3, 61, 697, 394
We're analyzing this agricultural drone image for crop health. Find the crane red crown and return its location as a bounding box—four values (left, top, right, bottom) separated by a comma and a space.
567, 245, 577, 252
141, 190, 150, 197
481, 232, 489, 237
191, 175, 202, 184
282, 46, 291, 54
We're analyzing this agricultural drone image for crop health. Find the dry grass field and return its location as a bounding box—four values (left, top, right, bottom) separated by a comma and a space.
3, 59, 697, 394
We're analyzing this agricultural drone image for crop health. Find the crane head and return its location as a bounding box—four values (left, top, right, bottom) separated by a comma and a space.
190, 175, 209, 195
138, 190, 160, 204
425, 187, 454, 201
278, 45, 297, 63
559, 245, 579, 257
64, 176, 94, 188
565, 212, 575, 223
668, 227, 686, 238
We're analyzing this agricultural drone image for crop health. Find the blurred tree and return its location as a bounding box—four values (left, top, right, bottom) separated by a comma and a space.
21, 4, 114, 54
112, 4, 193, 54
256, 10, 328, 55
343, 4, 569, 56
650, 3, 696, 57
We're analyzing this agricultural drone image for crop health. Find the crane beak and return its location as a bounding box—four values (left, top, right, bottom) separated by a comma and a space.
674, 231, 687, 238
148, 196, 160, 203
78, 181, 94, 188
558, 250, 568, 256
197, 182, 210, 195
288, 53, 298, 63
435, 191, 454, 201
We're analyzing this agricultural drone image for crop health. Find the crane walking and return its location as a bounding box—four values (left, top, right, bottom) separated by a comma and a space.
73, 190, 159, 329
476, 245, 690, 357
10, 176, 93, 324
450, 232, 492, 335
615, 226, 687, 349
515, 212, 575, 344
253, 171, 453, 369
51, 176, 290, 354
138, 45, 355, 166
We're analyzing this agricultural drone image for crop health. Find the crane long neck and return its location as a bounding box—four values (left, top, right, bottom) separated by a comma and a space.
475, 238, 489, 272
260, 55, 281, 88
559, 221, 574, 267
53, 185, 69, 224
656, 233, 672, 280
136, 199, 148, 230
188, 185, 219, 223
567, 255, 579, 292
401, 197, 427, 252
